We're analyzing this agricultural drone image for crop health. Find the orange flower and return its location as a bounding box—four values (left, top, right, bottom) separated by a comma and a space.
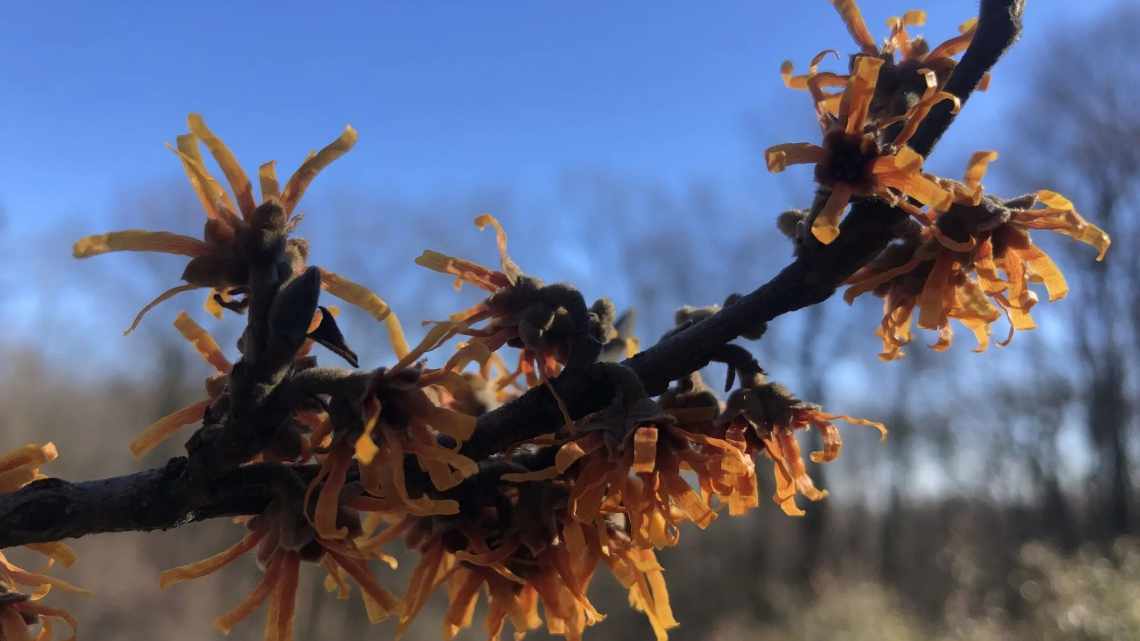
1, 444, 89, 641
818, 1, 983, 87
306, 366, 480, 544
72, 114, 406, 355
721, 382, 886, 516
159, 500, 400, 641
846, 152, 1111, 358
398, 526, 605, 641
416, 215, 598, 386
506, 377, 754, 546
398, 501, 676, 640
766, 56, 956, 243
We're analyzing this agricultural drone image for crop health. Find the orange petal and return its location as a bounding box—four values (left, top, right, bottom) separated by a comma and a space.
129, 399, 210, 459
926, 18, 977, 61
24, 542, 78, 568
630, 427, 659, 475
556, 433, 604, 473
212, 550, 284, 634
73, 230, 211, 259
280, 125, 358, 214
172, 134, 236, 223
473, 214, 523, 285
326, 550, 402, 623
313, 447, 353, 540
963, 150, 998, 195
917, 252, 955, 330
811, 184, 853, 244
187, 114, 256, 219
840, 56, 884, 134
764, 143, 826, 173
160, 529, 267, 589
173, 312, 231, 373
1020, 246, 1069, 301
0, 443, 58, 474
123, 283, 201, 335
259, 161, 280, 200
830, 0, 878, 53
319, 269, 391, 323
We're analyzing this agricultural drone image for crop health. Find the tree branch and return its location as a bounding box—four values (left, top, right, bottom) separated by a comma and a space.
0, 0, 1024, 550
908, 0, 1025, 157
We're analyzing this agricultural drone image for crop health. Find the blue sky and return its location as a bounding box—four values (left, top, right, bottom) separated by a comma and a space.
0, 0, 1119, 368
1, 1, 1116, 230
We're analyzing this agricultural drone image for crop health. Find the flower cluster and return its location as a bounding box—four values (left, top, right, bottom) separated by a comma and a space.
28, 2, 1103, 637
136, 208, 886, 641
71, 113, 408, 352
766, 0, 1110, 357
844, 152, 1110, 359
1, 444, 88, 641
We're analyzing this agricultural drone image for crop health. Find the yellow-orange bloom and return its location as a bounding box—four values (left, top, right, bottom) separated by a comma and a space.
72, 115, 405, 353
721, 382, 886, 516
1, 443, 88, 641
159, 502, 400, 641
846, 152, 1110, 358
766, 56, 955, 243
416, 215, 595, 388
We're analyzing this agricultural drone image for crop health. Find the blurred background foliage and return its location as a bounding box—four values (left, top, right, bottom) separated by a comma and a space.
3, 2, 1139, 640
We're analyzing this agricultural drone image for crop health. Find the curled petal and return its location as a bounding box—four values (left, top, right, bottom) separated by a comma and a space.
160, 529, 267, 589
927, 18, 977, 61
73, 231, 210, 259
812, 184, 853, 244
1034, 190, 1111, 261
173, 312, 230, 373
313, 447, 353, 540
188, 114, 256, 219
877, 168, 953, 211
391, 322, 465, 373
0, 443, 58, 475
414, 250, 511, 293
319, 269, 391, 323
840, 56, 884, 135
171, 139, 243, 231
173, 134, 236, 223
893, 90, 961, 148
281, 125, 358, 214
820, 413, 889, 441
129, 399, 210, 459
963, 150, 998, 197
266, 552, 300, 641
1020, 246, 1069, 301
556, 433, 604, 473
212, 550, 283, 634
474, 214, 523, 285
844, 256, 923, 303
830, 0, 878, 53
917, 252, 955, 330
24, 542, 78, 568
124, 283, 201, 335
0, 554, 91, 595
809, 423, 842, 463
764, 143, 825, 173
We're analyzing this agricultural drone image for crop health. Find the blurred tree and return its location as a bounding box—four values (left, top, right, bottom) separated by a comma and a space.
1007, 2, 1140, 539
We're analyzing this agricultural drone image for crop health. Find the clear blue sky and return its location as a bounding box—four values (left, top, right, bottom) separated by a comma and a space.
0, 0, 1118, 366
1, 1, 1114, 229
